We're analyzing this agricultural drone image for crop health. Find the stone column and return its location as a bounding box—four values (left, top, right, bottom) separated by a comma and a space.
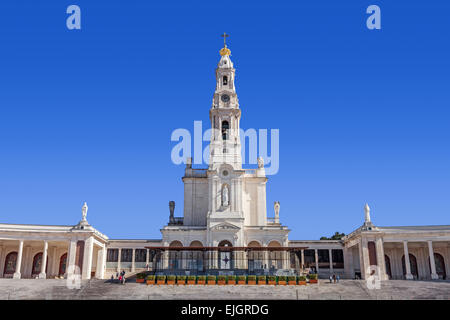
23, 245, 32, 278
329, 249, 333, 274
131, 248, 136, 272
428, 241, 438, 280
359, 238, 370, 280
13, 240, 24, 279
82, 237, 94, 279
263, 249, 269, 269
375, 238, 388, 280
0, 245, 4, 276
403, 241, 413, 280
96, 246, 106, 279
314, 249, 319, 274
343, 246, 354, 279
146, 249, 150, 270
39, 241, 48, 279
50, 246, 58, 278
300, 249, 305, 270
66, 240, 77, 277
117, 248, 122, 272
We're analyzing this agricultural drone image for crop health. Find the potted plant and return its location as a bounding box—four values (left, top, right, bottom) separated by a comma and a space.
166, 275, 176, 285
156, 275, 166, 285
298, 275, 307, 285
257, 275, 266, 285
226, 275, 236, 285
247, 275, 256, 285
278, 275, 287, 285
177, 275, 186, 285
136, 273, 146, 283
197, 275, 206, 285
237, 275, 246, 285
288, 275, 297, 285
309, 274, 318, 284
217, 275, 226, 285
187, 275, 196, 285
267, 275, 277, 285
146, 275, 155, 285
207, 275, 216, 285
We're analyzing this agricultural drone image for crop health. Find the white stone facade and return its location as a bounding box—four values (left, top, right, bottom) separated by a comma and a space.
0, 45, 449, 281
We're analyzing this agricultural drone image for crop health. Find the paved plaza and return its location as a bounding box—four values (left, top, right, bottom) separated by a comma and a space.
0, 279, 449, 300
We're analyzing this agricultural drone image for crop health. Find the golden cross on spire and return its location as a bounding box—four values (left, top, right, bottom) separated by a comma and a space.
221, 32, 229, 47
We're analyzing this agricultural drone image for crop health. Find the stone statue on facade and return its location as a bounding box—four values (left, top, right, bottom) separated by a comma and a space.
274, 201, 280, 223
257, 156, 264, 169
222, 185, 229, 207
81, 202, 88, 222
169, 201, 175, 224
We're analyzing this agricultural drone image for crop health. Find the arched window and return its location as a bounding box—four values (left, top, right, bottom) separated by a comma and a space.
223, 76, 228, 86
32, 252, 48, 275
247, 241, 263, 271
222, 121, 229, 140
59, 253, 67, 276
385, 254, 392, 279
169, 241, 183, 270
428, 253, 446, 279
268, 241, 283, 270
188, 241, 204, 271
3, 252, 17, 275
402, 254, 418, 279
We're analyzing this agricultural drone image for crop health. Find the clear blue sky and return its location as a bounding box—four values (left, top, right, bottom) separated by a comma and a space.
0, 0, 449, 240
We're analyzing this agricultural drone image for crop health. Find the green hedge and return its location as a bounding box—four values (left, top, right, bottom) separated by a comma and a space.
167, 275, 176, 281
278, 276, 286, 281
146, 275, 155, 280
257, 275, 266, 282
187, 275, 196, 281
217, 275, 226, 281
309, 274, 318, 280
156, 275, 166, 281
288, 276, 296, 282
136, 273, 146, 279
197, 275, 206, 281
298, 276, 306, 281
177, 275, 186, 281
268, 275, 276, 281
237, 275, 246, 281
247, 275, 256, 281
207, 275, 216, 281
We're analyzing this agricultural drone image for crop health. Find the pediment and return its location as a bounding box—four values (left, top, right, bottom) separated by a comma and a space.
211, 223, 240, 231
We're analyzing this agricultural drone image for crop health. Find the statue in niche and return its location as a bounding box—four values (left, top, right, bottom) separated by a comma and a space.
222, 185, 229, 207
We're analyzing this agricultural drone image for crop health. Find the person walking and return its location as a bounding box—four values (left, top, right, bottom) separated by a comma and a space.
110, 274, 114, 284
333, 274, 336, 283
329, 275, 333, 283
336, 275, 340, 283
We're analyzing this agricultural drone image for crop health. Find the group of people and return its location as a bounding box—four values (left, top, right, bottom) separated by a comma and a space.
110, 270, 126, 284
329, 274, 340, 283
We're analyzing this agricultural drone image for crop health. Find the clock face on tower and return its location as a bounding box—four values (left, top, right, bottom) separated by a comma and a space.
221, 94, 230, 103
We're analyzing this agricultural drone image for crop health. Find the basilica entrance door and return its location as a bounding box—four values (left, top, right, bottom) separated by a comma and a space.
218, 240, 233, 270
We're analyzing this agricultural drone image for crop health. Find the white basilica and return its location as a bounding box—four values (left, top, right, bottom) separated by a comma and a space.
0, 41, 449, 282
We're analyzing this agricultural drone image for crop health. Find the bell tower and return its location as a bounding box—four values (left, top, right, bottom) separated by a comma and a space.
209, 33, 242, 171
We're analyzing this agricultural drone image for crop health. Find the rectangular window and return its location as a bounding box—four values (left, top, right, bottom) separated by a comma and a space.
332, 249, 344, 268
318, 249, 330, 268
303, 249, 315, 267
121, 249, 133, 262
106, 249, 118, 262
135, 249, 147, 262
